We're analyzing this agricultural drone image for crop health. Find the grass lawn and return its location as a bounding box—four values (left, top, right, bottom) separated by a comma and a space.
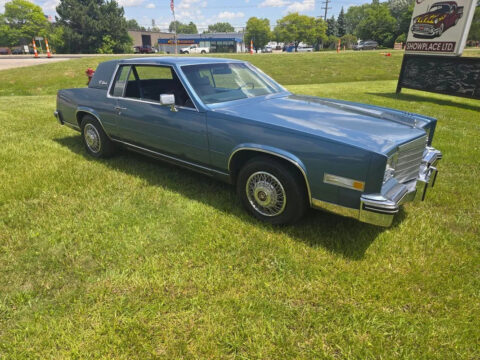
0, 52, 479, 359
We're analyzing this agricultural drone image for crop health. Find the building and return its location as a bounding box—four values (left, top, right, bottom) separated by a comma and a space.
128, 30, 171, 48
158, 32, 246, 54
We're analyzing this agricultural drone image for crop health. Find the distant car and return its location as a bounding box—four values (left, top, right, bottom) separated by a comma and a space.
297, 45, 314, 52
134, 45, 155, 54
180, 44, 209, 54
262, 46, 273, 53
411, 1, 463, 37
54, 57, 442, 226
353, 40, 378, 50
11, 47, 24, 55
0, 47, 12, 55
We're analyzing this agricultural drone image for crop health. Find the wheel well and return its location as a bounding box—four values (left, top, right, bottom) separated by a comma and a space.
76, 111, 90, 128
229, 150, 310, 200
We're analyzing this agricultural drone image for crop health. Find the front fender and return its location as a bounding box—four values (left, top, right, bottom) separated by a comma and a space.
228, 143, 312, 203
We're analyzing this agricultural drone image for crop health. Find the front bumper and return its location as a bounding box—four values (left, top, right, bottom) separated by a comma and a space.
359, 147, 442, 226
411, 24, 440, 36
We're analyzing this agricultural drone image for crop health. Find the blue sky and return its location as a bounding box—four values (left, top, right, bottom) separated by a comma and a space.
1, 0, 364, 31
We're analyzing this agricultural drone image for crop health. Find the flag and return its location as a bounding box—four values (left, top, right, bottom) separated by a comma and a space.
170, 0, 174, 13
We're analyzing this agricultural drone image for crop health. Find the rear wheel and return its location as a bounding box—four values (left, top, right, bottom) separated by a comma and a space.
237, 157, 308, 225
201, 50, 206, 54
80, 115, 116, 158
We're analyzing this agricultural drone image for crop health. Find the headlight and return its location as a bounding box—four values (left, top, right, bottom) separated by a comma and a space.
434, 18, 438, 24
383, 153, 398, 183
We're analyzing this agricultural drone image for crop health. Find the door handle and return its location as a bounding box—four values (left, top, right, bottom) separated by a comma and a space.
114, 106, 127, 111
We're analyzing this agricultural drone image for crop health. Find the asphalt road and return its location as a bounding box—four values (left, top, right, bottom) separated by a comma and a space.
0, 57, 70, 70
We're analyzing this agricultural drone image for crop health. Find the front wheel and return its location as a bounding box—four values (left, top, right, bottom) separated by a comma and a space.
201, 50, 206, 54
237, 157, 308, 225
81, 115, 116, 158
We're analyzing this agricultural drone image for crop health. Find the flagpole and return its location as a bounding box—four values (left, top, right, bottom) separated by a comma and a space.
171, 0, 177, 55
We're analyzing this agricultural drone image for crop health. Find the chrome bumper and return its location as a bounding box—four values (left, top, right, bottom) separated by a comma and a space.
311, 147, 442, 227
359, 147, 442, 227
54, 110, 63, 125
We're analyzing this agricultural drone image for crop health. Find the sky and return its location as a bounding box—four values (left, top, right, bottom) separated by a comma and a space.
1, 0, 364, 31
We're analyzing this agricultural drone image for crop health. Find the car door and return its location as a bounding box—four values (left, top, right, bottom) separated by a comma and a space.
109, 64, 210, 166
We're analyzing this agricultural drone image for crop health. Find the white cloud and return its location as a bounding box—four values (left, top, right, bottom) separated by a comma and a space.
217, 11, 245, 20
178, 0, 206, 10
146, 3, 155, 8
259, 0, 290, 8
118, 0, 145, 7
285, 0, 314, 13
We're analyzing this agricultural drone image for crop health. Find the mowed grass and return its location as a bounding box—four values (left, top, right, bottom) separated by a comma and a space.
0, 52, 479, 359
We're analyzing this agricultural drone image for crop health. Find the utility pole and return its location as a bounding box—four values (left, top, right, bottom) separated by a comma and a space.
321, 0, 331, 21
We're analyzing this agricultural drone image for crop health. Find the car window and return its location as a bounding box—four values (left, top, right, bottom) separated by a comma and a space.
118, 65, 195, 108
110, 65, 131, 97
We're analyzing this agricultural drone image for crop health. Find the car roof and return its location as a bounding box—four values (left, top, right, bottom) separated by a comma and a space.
118, 57, 245, 66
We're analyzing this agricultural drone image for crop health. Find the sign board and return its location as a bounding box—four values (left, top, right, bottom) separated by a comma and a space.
23, 45, 29, 53
405, 0, 477, 56
397, 55, 480, 99
35, 37, 44, 41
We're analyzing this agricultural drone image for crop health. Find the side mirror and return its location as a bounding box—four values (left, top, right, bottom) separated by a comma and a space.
159, 94, 178, 112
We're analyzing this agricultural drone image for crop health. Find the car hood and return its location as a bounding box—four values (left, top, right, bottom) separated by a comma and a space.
414, 11, 447, 24
210, 94, 429, 154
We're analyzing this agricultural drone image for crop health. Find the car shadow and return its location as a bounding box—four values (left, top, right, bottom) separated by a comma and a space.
368, 92, 480, 113
54, 135, 402, 260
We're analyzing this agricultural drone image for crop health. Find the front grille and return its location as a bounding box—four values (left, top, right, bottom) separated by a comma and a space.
395, 136, 427, 183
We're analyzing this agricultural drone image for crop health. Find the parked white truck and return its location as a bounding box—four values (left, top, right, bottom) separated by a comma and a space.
180, 44, 209, 54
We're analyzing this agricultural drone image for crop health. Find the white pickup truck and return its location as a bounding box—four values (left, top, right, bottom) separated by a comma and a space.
180, 44, 209, 54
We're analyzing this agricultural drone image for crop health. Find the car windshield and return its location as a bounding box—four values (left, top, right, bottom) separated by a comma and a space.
181, 63, 284, 104
430, 4, 450, 12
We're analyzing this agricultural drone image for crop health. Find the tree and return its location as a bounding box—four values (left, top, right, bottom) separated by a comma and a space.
56, 0, 131, 53
274, 13, 319, 51
206, 22, 234, 33
355, 1, 397, 46
388, 0, 414, 39
126, 19, 146, 31
245, 17, 271, 52
345, 4, 370, 35
0, 0, 49, 47
337, 7, 346, 37
326, 15, 337, 36
169, 21, 198, 34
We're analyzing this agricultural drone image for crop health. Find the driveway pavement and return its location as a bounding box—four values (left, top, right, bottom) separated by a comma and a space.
0, 57, 69, 71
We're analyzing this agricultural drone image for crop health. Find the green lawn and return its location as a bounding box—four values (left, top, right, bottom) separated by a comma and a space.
0, 52, 479, 359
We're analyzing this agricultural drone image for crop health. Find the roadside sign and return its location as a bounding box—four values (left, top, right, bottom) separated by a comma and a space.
23, 45, 29, 53
35, 37, 44, 41
405, 0, 477, 56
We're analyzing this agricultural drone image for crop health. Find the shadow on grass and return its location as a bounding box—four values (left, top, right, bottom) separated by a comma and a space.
54, 135, 401, 260
368, 92, 480, 112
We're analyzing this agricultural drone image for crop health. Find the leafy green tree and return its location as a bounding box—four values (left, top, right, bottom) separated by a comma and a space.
0, 0, 49, 47
468, 5, 480, 41
337, 7, 346, 37
345, 4, 370, 35
388, 0, 414, 39
355, 1, 397, 46
126, 19, 146, 31
305, 18, 328, 50
169, 21, 198, 34
206, 22, 234, 33
274, 13, 320, 51
326, 15, 337, 36
341, 33, 357, 49
245, 17, 271, 52
56, 0, 131, 53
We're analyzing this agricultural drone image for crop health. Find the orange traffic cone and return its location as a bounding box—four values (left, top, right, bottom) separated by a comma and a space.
45, 38, 52, 58
250, 40, 254, 55
32, 38, 39, 58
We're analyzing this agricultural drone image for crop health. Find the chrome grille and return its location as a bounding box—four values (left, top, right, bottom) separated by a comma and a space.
395, 136, 427, 183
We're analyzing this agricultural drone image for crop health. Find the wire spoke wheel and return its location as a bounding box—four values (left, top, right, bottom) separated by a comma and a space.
246, 171, 287, 217
84, 123, 101, 153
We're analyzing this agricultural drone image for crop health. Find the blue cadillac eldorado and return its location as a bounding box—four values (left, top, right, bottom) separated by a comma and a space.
54, 57, 442, 226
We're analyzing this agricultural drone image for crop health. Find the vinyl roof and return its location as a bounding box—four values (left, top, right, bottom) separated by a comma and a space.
119, 57, 244, 66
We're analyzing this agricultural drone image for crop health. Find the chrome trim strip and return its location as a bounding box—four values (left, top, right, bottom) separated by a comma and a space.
64, 122, 81, 131
112, 138, 229, 176
227, 147, 312, 205
311, 198, 358, 219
